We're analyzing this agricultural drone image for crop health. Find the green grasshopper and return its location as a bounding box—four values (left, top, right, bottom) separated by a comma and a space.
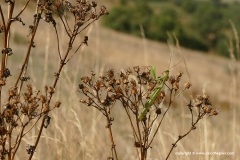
138, 67, 169, 121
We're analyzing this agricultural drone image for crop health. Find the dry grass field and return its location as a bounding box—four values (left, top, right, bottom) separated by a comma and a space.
1, 1, 239, 160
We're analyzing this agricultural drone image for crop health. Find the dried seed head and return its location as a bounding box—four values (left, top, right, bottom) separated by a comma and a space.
83, 36, 88, 45
134, 141, 141, 148
48, 87, 55, 94
11, 98, 20, 105
131, 87, 137, 95
133, 66, 140, 73
176, 72, 183, 79
3, 68, 11, 78
116, 79, 121, 85
9, 88, 17, 97
123, 78, 129, 84
196, 95, 203, 101
82, 86, 89, 94
80, 0, 87, 4
100, 99, 106, 105
173, 82, 179, 90
109, 94, 116, 101
0, 126, 7, 136
89, 12, 96, 19
91, 1, 97, 8
26, 85, 33, 95
159, 91, 165, 98
108, 79, 115, 85
184, 82, 191, 89
140, 72, 147, 80
115, 87, 123, 98
4, 109, 13, 119
80, 99, 87, 103
0, 80, 6, 86
42, 104, 49, 114
130, 80, 137, 86
107, 69, 114, 79
94, 80, 102, 91
203, 105, 212, 113
168, 76, 175, 84
55, 101, 61, 108
120, 71, 125, 78
126, 68, 132, 75
155, 108, 161, 115
81, 76, 91, 83
76, 20, 84, 27
99, 6, 109, 15
210, 109, 219, 116
79, 84, 84, 89
157, 91, 165, 104
124, 85, 129, 93
202, 94, 209, 100
45, 86, 48, 93
38, 95, 46, 103
147, 82, 156, 91
195, 100, 202, 107
107, 87, 113, 92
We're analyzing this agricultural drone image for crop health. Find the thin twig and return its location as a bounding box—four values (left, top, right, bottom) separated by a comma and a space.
104, 109, 119, 160
15, 0, 31, 18
165, 113, 205, 160
54, 26, 62, 60
148, 89, 173, 148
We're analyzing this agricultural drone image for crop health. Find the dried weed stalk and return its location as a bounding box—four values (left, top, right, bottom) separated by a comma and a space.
79, 67, 219, 160
0, 0, 107, 159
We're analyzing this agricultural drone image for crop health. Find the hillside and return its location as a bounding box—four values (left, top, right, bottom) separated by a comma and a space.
85, 25, 239, 106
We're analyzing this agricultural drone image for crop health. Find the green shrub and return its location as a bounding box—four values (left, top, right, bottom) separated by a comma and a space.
103, 1, 240, 57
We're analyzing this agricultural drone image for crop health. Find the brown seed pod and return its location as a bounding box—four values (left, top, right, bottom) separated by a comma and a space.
55, 101, 61, 108
184, 82, 191, 89
155, 108, 161, 115
48, 87, 55, 94
38, 95, 46, 103
202, 105, 212, 113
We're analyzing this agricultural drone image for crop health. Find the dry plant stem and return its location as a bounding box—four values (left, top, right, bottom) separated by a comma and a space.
136, 115, 144, 159
0, 1, 107, 160
7, 128, 13, 160
15, 0, 31, 18
0, 3, 12, 112
123, 106, 141, 159
15, 1, 42, 90
1, 1, 14, 76
29, 25, 83, 159
148, 89, 174, 148
0, 5, 5, 112
59, 15, 71, 37
28, 117, 45, 160
53, 27, 62, 60
11, 125, 26, 160
104, 109, 119, 160
121, 99, 139, 140
165, 113, 205, 160
14, 12, 43, 88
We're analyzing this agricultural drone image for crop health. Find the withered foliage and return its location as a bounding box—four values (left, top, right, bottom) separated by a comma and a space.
79, 67, 218, 160
0, 0, 107, 159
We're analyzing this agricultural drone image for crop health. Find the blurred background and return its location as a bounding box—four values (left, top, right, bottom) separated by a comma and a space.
1, 0, 239, 159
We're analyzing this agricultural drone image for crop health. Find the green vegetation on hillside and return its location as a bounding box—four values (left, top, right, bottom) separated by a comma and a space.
103, 0, 240, 57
